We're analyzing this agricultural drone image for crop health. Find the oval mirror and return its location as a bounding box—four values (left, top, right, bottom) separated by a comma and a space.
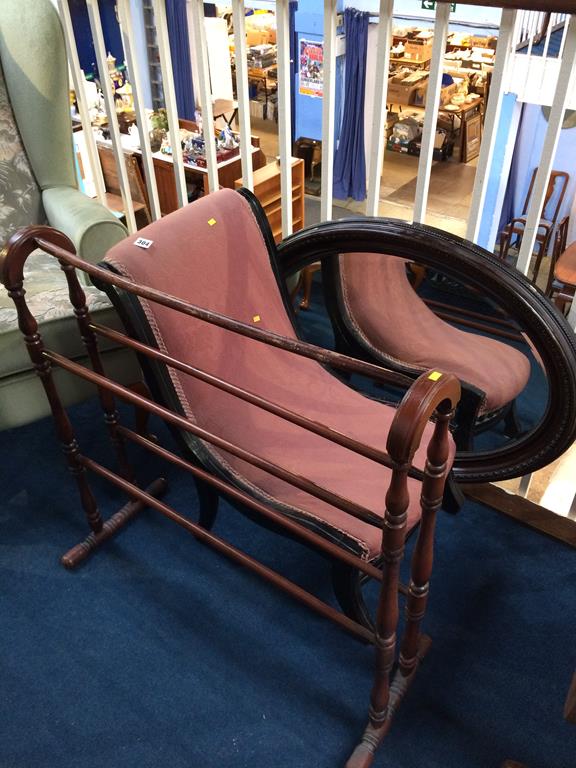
277, 217, 576, 484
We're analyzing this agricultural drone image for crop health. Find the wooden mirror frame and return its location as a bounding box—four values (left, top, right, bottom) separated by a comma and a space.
276, 217, 576, 485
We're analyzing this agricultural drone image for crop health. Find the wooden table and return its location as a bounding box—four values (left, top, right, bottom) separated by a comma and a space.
439, 97, 483, 162
97, 131, 267, 216
551, 240, 576, 311
386, 95, 483, 163
554, 240, 576, 285
149, 143, 266, 214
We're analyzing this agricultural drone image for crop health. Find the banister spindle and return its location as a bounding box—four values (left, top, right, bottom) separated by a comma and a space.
60, 260, 133, 483
399, 405, 453, 677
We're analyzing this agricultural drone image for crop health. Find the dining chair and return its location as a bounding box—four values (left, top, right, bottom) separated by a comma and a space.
498, 168, 570, 285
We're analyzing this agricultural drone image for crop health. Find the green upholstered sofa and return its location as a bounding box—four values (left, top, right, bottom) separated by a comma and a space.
0, 0, 140, 429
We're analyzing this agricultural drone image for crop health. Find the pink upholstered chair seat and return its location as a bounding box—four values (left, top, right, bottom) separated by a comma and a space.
339, 253, 531, 415
103, 190, 456, 561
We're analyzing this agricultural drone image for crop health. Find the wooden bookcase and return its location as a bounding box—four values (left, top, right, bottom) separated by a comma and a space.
235, 157, 305, 243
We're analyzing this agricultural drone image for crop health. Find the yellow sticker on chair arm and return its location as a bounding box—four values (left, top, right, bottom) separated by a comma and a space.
428, 371, 443, 381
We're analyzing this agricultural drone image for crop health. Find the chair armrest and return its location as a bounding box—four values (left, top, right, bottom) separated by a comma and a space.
41, 186, 128, 265
505, 217, 527, 231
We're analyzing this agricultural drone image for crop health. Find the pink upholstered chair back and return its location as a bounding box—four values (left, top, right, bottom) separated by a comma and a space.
102, 189, 449, 559
338, 253, 530, 414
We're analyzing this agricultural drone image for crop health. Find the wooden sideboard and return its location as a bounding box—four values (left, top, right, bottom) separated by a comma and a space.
150, 141, 266, 215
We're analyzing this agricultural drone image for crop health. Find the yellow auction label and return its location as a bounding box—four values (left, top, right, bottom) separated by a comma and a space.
428, 371, 443, 381
207, 218, 217, 226
253, 315, 261, 323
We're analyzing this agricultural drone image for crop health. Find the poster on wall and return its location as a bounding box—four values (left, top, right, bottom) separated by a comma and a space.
299, 39, 323, 98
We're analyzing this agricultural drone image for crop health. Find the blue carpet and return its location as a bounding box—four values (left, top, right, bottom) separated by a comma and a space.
1, 278, 575, 768
1, 401, 575, 768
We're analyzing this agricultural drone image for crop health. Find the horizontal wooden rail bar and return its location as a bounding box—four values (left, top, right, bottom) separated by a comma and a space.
92, 322, 401, 472
117, 425, 383, 579
44, 350, 385, 529
35, 237, 414, 390
80, 455, 376, 644
61, 477, 168, 568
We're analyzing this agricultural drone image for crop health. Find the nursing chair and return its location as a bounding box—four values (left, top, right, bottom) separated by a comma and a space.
277, 216, 576, 486
0, 0, 137, 429
320, 251, 531, 452
498, 168, 570, 284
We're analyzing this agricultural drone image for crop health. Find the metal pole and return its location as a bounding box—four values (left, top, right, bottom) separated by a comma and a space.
232, 0, 254, 191
413, 2, 451, 224
85, 0, 137, 232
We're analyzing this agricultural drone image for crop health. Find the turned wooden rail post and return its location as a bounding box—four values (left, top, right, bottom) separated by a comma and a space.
399, 403, 454, 677
347, 371, 460, 768
368, 463, 411, 726
1, 228, 104, 533
59, 259, 133, 482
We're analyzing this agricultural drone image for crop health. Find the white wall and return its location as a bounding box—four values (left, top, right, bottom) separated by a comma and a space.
345, 0, 501, 28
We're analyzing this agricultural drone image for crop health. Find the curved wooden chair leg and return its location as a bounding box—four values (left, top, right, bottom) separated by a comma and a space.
499, 230, 512, 261
194, 477, 220, 530
442, 474, 465, 515
299, 265, 317, 311
530, 237, 550, 286
127, 380, 158, 441
331, 562, 375, 633
503, 401, 522, 439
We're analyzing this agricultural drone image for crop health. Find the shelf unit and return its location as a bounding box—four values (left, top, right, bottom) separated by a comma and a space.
142, 0, 164, 111
235, 158, 305, 243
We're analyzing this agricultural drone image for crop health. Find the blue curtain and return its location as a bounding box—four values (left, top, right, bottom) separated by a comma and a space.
166, 0, 195, 120
333, 9, 369, 201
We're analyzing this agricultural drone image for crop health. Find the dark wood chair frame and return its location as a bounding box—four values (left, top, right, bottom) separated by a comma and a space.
277, 217, 576, 485
97, 144, 152, 228
547, 214, 573, 308
2, 215, 463, 768
498, 168, 570, 285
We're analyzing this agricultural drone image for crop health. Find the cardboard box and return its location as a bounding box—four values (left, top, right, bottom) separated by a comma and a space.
439, 83, 457, 105
412, 84, 427, 106
246, 27, 276, 47
404, 39, 433, 62
387, 80, 419, 104
249, 99, 265, 120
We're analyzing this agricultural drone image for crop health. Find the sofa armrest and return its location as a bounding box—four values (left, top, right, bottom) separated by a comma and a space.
42, 186, 128, 265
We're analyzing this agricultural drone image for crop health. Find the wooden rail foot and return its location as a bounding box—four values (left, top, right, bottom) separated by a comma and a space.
61, 477, 168, 569
346, 634, 432, 768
